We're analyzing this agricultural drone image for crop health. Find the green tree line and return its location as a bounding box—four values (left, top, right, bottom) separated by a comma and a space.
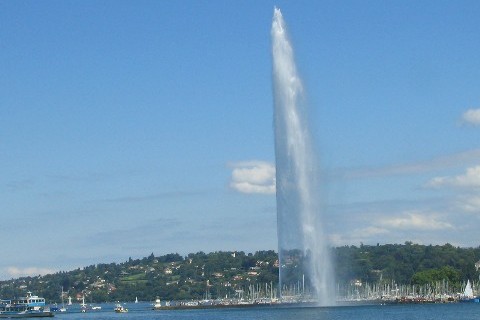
0, 243, 478, 302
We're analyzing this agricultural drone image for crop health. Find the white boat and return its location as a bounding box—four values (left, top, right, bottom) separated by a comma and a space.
114, 304, 128, 313
464, 280, 474, 298
135, 297, 138, 304
0, 291, 54, 318
80, 296, 87, 313
460, 280, 479, 302
152, 297, 161, 310
59, 287, 67, 312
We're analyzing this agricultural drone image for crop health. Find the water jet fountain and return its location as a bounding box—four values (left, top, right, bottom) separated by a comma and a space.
271, 7, 334, 306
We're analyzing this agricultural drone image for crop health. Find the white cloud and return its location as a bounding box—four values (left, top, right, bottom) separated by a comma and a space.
456, 195, 480, 213
462, 108, 480, 125
328, 226, 389, 246
229, 161, 276, 194
328, 233, 348, 246
379, 211, 453, 231
352, 226, 389, 237
343, 149, 480, 179
5, 266, 56, 278
427, 165, 480, 188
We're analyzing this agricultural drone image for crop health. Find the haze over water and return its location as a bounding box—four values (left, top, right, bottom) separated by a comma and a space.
271, 8, 334, 305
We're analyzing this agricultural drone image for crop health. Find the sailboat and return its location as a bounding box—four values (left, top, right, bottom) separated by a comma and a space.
81, 295, 87, 312
59, 287, 67, 312
464, 280, 474, 298
135, 296, 138, 304
460, 280, 479, 302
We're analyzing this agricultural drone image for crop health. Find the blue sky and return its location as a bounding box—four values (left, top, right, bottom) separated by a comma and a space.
1, 1, 480, 279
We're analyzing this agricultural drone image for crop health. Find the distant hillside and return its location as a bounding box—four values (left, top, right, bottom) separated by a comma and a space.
1, 243, 478, 303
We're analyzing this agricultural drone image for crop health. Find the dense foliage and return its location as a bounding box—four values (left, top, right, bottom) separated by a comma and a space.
1, 243, 479, 303
334, 242, 480, 287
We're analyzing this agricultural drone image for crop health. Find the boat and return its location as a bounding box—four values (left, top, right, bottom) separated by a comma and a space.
80, 296, 87, 313
135, 296, 138, 304
152, 297, 161, 310
114, 304, 128, 313
0, 292, 54, 318
460, 280, 480, 302
59, 288, 66, 312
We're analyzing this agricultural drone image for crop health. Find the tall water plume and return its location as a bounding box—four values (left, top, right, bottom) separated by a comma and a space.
271, 7, 334, 305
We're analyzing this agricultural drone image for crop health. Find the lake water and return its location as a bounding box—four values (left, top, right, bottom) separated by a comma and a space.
55, 302, 480, 320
